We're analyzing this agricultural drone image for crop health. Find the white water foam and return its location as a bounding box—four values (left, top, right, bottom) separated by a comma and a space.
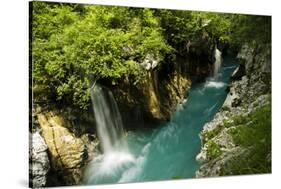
84, 151, 136, 184
99, 152, 135, 173
118, 143, 151, 183
205, 81, 226, 88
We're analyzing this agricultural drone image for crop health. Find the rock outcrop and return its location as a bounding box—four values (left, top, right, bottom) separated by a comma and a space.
113, 36, 215, 127
196, 43, 271, 177
112, 55, 193, 127
29, 132, 50, 188
186, 32, 214, 81
35, 110, 98, 186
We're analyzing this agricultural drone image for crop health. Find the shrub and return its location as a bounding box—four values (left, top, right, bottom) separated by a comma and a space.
206, 140, 222, 160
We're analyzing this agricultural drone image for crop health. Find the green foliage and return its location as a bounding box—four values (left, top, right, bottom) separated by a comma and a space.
190, 12, 232, 41
229, 15, 271, 48
206, 140, 222, 160
31, 1, 271, 111
32, 2, 172, 109
154, 10, 232, 51
202, 126, 222, 144
223, 119, 234, 128
154, 9, 193, 49
228, 103, 271, 147
225, 102, 271, 174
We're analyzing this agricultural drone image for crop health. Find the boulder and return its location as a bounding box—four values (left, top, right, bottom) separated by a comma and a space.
37, 111, 88, 185
140, 54, 160, 71
29, 132, 50, 187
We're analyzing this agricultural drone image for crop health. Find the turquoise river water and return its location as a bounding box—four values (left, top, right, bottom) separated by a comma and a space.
83, 54, 238, 185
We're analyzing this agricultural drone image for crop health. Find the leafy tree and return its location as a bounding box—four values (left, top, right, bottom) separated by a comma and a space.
32, 2, 172, 110
229, 15, 271, 47
31, 2, 271, 111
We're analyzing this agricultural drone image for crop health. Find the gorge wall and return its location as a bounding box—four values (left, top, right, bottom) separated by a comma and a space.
196, 43, 271, 177
112, 33, 214, 127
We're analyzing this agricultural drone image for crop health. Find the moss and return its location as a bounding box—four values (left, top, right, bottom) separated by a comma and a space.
206, 140, 222, 160
232, 114, 249, 125
223, 119, 234, 128
202, 126, 223, 144
229, 103, 271, 147
224, 102, 271, 175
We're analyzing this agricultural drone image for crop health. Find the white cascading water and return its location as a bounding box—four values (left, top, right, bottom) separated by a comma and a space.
84, 84, 135, 184
204, 45, 224, 89
90, 84, 127, 153
213, 45, 222, 77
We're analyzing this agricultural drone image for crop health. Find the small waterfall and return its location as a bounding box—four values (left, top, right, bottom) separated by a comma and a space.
203, 45, 224, 90
90, 84, 127, 154
213, 45, 222, 77
85, 84, 135, 184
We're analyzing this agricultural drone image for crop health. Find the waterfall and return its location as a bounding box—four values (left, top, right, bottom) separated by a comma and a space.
90, 84, 127, 154
213, 45, 222, 77
204, 45, 224, 90
84, 84, 135, 184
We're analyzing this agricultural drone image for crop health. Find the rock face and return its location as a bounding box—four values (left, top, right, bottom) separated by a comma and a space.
186, 32, 214, 80
196, 43, 271, 177
112, 54, 194, 127
113, 37, 215, 127
114, 63, 193, 126
35, 111, 97, 186
158, 69, 192, 120
29, 132, 50, 188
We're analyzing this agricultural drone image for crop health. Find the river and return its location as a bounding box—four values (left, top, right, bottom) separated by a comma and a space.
83, 53, 238, 185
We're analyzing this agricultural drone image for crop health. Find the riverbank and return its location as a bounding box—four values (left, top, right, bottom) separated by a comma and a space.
196, 43, 271, 177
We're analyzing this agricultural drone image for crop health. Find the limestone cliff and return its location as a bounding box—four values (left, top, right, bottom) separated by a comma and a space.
196, 43, 271, 177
